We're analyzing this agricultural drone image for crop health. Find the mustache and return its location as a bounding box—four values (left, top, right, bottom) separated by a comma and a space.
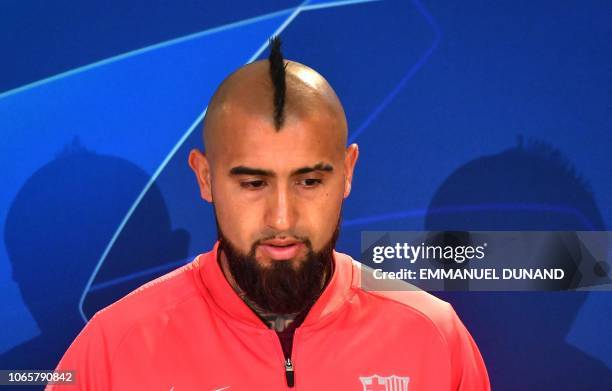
253, 232, 309, 244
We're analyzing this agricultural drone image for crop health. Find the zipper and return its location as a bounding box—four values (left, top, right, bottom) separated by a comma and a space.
272, 318, 305, 388
284, 357, 295, 387
272, 330, 297, 389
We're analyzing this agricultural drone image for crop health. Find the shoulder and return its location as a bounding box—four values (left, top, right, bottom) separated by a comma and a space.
92, 257, 203, 341
343, 254, 461, 345
52, 258, 205, 386
343, 255, 489, 384
338, 253, 490, 389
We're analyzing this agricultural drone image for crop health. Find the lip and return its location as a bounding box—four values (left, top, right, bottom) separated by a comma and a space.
259, 240, 305, 260
261, 238, 300, 246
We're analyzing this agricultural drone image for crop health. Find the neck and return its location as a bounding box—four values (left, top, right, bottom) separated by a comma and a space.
217, 248, 332, 332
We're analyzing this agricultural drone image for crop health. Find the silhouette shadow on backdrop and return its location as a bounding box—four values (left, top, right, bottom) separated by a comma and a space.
2, 138, 189, 371
425, 138, 612, 389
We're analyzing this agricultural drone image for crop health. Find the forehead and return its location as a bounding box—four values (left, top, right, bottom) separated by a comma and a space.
210, 107, 344, 172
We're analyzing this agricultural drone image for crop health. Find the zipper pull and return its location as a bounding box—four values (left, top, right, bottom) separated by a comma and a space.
284, 358, 295, 388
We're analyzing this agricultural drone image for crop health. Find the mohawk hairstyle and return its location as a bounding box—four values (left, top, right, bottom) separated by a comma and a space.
268, 36, 287, 130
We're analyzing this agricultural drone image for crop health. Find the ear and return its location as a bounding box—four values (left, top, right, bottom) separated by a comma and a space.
343, 143, 359, 198
188, 149, 213, 202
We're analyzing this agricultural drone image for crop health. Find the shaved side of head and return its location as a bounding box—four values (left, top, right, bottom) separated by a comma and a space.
202, 37, 348, 161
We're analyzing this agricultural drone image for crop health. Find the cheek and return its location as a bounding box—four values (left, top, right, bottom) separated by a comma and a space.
303, 186, 343, 249
213, 185, 261, 250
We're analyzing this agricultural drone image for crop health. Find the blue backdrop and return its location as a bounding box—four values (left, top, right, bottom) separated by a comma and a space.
1, 0, 611, 389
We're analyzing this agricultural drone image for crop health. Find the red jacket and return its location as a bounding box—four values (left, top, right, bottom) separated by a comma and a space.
49, 241, 490, 390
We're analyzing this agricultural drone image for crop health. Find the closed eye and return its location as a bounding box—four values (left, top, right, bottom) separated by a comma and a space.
240, 180, 267, 189
298, 178, 323, 188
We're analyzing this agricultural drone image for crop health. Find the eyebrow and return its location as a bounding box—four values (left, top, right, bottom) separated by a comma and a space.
229, 162, 334, 177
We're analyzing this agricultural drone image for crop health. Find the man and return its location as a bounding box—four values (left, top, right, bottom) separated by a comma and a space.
49, 37, 490, 390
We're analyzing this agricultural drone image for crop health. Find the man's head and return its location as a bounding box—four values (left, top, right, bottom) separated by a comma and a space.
188, 37, 358, 314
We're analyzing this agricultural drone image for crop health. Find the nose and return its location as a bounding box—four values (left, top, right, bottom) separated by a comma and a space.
264, 184, 296, 233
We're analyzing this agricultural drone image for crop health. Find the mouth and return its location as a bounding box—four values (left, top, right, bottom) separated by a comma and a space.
259, 239, 305, 260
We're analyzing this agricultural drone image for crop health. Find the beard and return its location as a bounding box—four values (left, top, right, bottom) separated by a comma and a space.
215, 217, 341, 315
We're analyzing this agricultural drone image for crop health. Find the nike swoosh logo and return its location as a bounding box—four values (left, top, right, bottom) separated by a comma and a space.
213, 387, 231, 391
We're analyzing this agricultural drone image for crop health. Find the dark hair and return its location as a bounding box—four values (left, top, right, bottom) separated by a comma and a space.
268, 36, 287, 130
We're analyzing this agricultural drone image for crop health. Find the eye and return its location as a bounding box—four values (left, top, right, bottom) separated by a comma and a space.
240, 180, 267, 189
298, 178, 323, 188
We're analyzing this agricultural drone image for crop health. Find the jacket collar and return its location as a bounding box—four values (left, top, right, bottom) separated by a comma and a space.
196, 241, 354, 329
